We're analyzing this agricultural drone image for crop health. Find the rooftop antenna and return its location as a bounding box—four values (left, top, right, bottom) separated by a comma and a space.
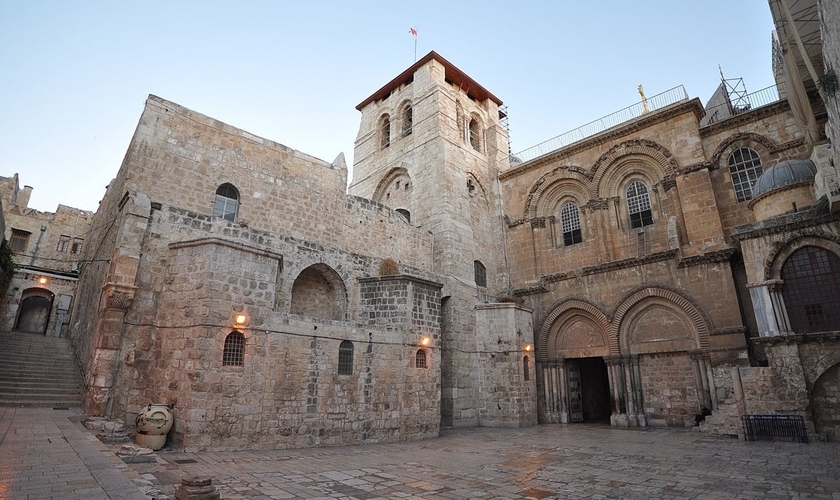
409, 28, 418, 62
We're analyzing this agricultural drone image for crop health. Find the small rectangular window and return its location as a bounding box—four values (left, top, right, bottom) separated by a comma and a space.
9, 229, 30, 253
57, 235, 71, 252
71, 238, 84, 254
474, 260, 487, 287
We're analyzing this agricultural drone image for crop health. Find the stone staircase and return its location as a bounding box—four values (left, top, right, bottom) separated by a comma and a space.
0, 332, 84, 408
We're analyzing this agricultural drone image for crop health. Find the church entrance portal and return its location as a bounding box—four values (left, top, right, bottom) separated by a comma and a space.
566, 357, 611, 423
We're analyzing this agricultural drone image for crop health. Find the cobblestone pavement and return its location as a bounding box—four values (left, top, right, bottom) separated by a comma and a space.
0, 407, 145, 500
2, 407, 840, 499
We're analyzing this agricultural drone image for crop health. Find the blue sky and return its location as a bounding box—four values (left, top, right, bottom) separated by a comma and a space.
1, 1, 777, 212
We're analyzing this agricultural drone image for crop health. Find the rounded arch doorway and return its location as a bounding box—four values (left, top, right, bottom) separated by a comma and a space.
15, 288, 55, 334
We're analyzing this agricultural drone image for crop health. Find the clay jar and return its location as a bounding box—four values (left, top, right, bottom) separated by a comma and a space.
135, 404, 173, 450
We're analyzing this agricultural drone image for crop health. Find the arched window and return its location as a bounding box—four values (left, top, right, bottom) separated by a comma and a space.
338, 340, 354, 375
728, 147, 763, 202
401, 105, 413, 137
415, 349, 428, 369
560, 202, 582, 246
222, 331, 245, 366
474, 260, 486, 287
781, 246, 840, 333
523, 355, 530, 381
213, 183, 239, 222
395, 208, 411, 223
468, 118, 481, 152
626, 180, 653, 229
380, 115, 391, 149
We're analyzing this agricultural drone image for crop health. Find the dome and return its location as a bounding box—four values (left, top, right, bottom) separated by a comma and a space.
751, 159, 817, 199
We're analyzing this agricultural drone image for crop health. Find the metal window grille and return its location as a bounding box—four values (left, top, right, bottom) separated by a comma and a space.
222, 332, 245, 366
415, 349, 427, 369
474, 260, 486, 287
627, 181, 653, 228
381, 116, 391, 149
213, 184, 239, 222
781, 246, 840, 333
560, 202, 582, 246
401, 107, 412, 137
338, 340, 353, 375
9, 229, 30, 253
728, 147, 763, 202
56, 235, 70, 252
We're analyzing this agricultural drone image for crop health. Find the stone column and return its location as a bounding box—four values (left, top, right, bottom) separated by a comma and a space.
703, 354, 718, 411
605, 355, 627, 427
747, 280, 792, 337
690, 351, 712, 411
622, 355, 642, 426
540, 360, 568, 424
630, 356, 646, 426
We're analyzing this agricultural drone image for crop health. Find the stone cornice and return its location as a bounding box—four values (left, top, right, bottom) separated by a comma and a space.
358, 274, 443, 289
677, 248, 737, 268
731, 209, 840, 241
753, 331, 840, 345
499, 99, 704, 181
169, 237, 284, 264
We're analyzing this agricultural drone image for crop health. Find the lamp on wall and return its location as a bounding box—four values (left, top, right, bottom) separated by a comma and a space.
524, 343, 533, 352
420, 336, 432, 347
38, 277, 48, 285
233, 313, 248, 328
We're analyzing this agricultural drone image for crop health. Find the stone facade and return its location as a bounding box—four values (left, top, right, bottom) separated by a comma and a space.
0, 174, 94, 337
3, 1, 839, 448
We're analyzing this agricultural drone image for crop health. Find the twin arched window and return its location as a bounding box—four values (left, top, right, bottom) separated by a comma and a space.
728, 147, 764, 202
401, 106, 413, 137
213, 183, 239, 222
468, 118, 481, 152
380, 115, 391, 149
627, 180, 653, 229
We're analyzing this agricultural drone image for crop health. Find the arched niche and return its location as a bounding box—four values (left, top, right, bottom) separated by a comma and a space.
290, 264, 347, 321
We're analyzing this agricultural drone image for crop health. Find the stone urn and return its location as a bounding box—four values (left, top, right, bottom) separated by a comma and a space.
135, 404, 173, 450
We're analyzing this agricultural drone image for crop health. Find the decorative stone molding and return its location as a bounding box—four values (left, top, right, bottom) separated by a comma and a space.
536, 298, 611, 361
531, 217, 546, 229
101, 284, 138, 312
708, 132, 779, 170
711, 326, 747, 336
612, 286, 711, 350
677, 248, 737, 268
699, 100, 790, 136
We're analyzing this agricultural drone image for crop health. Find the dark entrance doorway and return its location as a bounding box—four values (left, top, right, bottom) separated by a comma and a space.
15, 289, 55, 334
567, 357, 611, 423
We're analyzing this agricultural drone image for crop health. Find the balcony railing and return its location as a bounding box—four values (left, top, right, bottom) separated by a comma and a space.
701, 84, 782, 126
511, 86, 689, 165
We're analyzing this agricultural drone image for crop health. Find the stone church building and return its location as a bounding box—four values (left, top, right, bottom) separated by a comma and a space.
2, 1, 839, 449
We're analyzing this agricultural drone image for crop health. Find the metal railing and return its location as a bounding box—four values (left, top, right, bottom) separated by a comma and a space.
742, 414, 808, 443
702, 84, 782, 126
511, 86, 689, 165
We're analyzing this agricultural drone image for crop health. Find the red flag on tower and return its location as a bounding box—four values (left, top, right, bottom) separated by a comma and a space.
409, 27, 418, 37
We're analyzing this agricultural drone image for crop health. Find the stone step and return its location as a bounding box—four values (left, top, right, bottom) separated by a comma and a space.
0, 332, 83, 408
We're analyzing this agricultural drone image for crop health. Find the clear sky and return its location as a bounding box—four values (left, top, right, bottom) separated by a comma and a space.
1, 0, 777, 213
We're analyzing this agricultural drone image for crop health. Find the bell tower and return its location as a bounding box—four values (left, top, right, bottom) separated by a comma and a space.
350, 52, 536, 428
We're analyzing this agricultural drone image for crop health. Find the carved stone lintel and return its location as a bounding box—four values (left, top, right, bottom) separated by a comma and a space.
531, 217, 546, 229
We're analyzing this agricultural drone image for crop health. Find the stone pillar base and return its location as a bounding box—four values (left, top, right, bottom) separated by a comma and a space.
175, 476, 219, 500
